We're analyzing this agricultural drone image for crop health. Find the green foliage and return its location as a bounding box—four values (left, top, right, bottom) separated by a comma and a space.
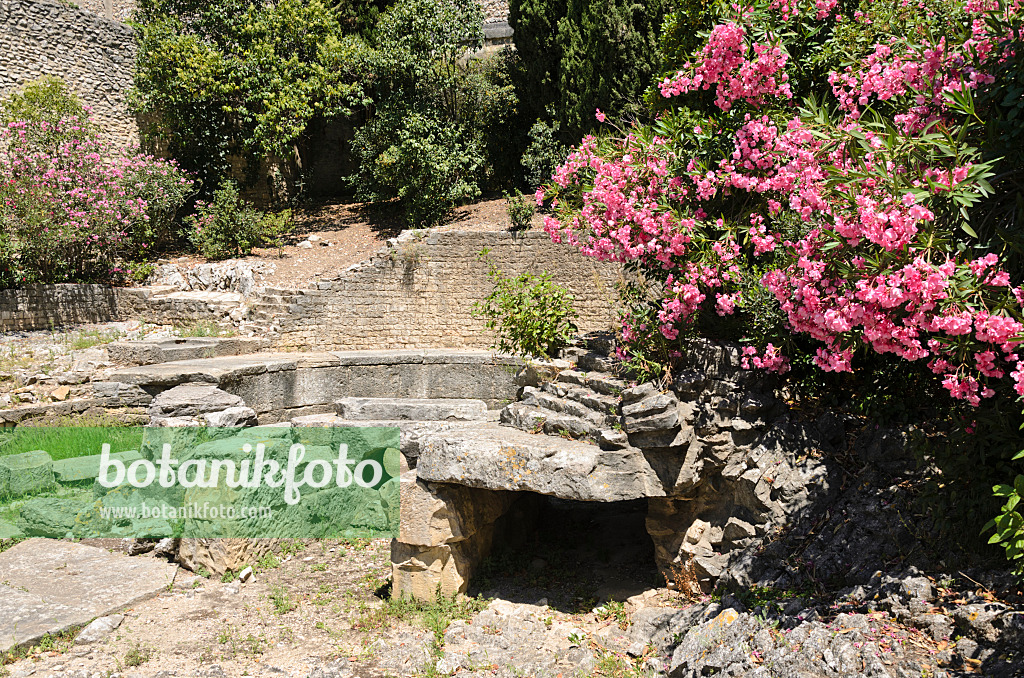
0, 76, 96, 150
185, 179, 292, 259
986, 472, 1024, 578
348, 0, 512, 225
349, 102, 483, 226
983, 431, 1024, 581
132, 0, 369, 197
521, 113, 569, 188
473, 250, 578, 359
509, 0, 670, 138
504, 191, 535, 232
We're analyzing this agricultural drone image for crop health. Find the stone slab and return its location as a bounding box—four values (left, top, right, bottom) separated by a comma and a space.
336, 398, 488, 421
52, 450, 143, 483
0, 450, 56, 497
106, 337, 270, 366
0, 538, 179, 652
416, 423, 666, 501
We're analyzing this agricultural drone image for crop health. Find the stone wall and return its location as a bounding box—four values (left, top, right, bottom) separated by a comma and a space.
264, 230, 624, 352
0, 0, 138, 151
74, 0, 134, 22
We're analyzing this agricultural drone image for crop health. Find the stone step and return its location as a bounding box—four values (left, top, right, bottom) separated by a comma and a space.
262, 286, 302, 296
289, 415, 491, 462
500, 402, 628, 450
555, 369, 628, 396
415, 422, 660, 501
576, 350, 620, 374
520, 387, 612, 426
540, 382, 620, 416
335, 398, 489, 422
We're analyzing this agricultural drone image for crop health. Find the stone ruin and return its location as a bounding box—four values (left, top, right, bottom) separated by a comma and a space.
388, 337, 837, 600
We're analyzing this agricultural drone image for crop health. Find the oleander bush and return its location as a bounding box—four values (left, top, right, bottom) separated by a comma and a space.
0, 79, 192, 285
538, 0, 1024, 573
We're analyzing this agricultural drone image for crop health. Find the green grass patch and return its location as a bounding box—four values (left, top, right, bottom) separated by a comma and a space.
0, 426, 144, 462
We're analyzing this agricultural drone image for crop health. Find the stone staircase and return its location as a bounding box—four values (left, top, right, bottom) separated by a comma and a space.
499, 348, 630, 450
247, 286, 307, 329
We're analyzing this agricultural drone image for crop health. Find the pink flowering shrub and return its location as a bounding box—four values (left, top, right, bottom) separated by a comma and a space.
0, 117, 192, 284
539, 0, 1024, 408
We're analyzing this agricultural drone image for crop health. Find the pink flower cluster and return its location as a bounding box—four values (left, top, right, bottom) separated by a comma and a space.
541, 0, 1024, 406
659, 22, 792, 111
0, 118, 192, 283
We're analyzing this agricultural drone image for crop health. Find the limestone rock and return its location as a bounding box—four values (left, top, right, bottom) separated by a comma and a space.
336, 398, 488, 422
177, 538, 277, 576
202, 406, 258, 427
416, 423, 664, 501
148, 383, 246, 418
75, 614, 124, 644
0, 450, 57, 497
399, 474, 516, 547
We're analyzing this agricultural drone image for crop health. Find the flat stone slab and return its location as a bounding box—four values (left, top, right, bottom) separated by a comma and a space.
416, 423, 666, 501
336, 398, 488, 421
0, 450, 56, 496
0, 538, 179, 652
106, 337, 270, 366
52, 450, 142, 483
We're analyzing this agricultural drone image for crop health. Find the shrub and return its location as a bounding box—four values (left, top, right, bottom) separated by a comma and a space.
0, 118, 192, 284
349, 102, 483, 227
985, 461, 1024, 581
521, 114, 568, 188
508, 0, 670, 138
504, 191, 535, 232
0, 76, 96, 151
348, 0, 494, 225
132, 0, 368, 198
185, 180, 292, 260
473, 250, 578, 359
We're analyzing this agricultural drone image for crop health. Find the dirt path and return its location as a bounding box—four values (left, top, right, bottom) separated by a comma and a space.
156, 197, 545, 291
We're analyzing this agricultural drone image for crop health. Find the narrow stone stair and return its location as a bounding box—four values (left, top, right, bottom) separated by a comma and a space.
498, 350, 630, 450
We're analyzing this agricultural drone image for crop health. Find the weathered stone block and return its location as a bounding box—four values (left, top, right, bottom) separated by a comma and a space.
0, 450, 56, 497
391, 522, 496, 601
52, 450, 142, 483
337, 398, 488, 422
399, 473, 516, 547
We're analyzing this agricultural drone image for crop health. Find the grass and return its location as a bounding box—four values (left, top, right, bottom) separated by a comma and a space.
355, 586, 489, 676
66, 328, 123, 351
123, 642, 153, 668
2, 628, 79, 667
174, 320, 236, 338
0, 426, 144, 462
217, 624, 266, 659
269, 585, 297, 615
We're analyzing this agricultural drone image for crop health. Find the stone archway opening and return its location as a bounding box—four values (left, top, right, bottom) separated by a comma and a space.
466, 494, 661, 610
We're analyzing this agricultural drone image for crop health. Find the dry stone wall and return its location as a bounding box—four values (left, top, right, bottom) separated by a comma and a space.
0, 0, 138, 151
265, 230, 624, 352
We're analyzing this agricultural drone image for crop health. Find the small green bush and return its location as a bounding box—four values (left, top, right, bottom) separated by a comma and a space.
186, 180, 292, 260
0, 76, 96, 150
984, 447, 1024, 581
473, 250, 578, 359
504, 191, 535, 232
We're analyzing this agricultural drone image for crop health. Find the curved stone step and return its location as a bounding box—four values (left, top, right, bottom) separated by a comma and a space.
575, 350, 620, 374
520, 387, 608, 426
555, 369, 628, 396
336, 397, 488, 421
540, 382, 620, 417
415, 422, 664, 501
499, 402, 628, 450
